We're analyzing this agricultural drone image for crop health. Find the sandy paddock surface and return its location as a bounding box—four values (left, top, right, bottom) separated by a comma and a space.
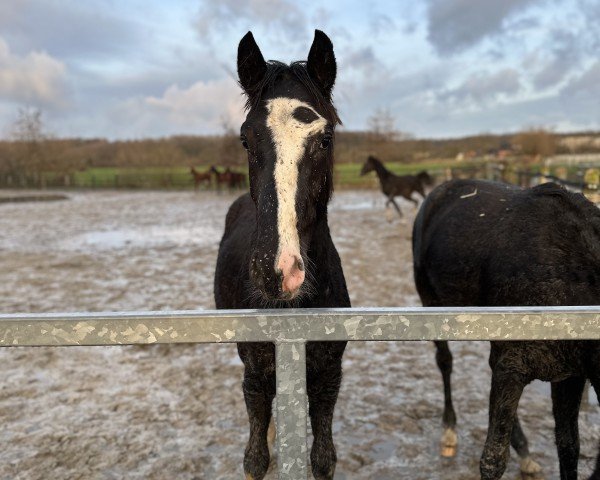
0, 189, 598, 480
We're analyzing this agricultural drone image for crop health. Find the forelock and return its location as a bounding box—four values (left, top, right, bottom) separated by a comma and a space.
240, 61, 341, 126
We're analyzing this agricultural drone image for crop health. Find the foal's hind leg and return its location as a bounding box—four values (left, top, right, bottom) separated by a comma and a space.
307, 342, 345, 480
404, 194, 419, 207
434, 341, 458, 457
552, 376, 585, 480
511, 414, 542, 476
386, 195, 403, 216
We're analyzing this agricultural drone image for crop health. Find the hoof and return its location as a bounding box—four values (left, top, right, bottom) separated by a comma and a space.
520, 456, 542, 477
313, 466, 335, 480
441, 428, 458, 458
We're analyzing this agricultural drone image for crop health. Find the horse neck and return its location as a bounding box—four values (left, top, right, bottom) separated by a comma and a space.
304, 205, 334, 275
372, 160, 392, 182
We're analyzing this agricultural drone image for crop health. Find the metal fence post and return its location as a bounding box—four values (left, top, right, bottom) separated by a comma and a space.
275, 341, 308, 480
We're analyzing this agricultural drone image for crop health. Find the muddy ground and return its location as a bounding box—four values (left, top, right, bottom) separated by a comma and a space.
0, 190, 598, 480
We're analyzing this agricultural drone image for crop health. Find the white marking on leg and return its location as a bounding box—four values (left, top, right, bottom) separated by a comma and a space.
265, 97, 327, 291
520, 456, 542, 474
441, 427, 457, 457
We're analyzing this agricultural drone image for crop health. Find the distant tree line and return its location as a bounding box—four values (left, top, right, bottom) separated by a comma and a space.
0, 108, 598, 187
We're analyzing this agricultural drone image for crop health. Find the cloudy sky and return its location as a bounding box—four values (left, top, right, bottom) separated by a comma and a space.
0, 0, 598, 139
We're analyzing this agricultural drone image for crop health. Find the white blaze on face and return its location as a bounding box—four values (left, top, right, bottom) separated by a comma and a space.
265, 97, 327, 293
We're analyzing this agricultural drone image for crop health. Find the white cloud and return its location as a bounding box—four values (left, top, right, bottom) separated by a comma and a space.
196, 0, 307, 40
439, 68, 522, 106
0, 0, 598, 139
426, 0, 538, 54
343, 47, 386, 77
0, 37, 67, 108
109, 77, 246, 138
561, 61, 600, 98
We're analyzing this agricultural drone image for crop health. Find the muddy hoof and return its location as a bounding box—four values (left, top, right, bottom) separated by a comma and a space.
313, 466, 335, 480
520, 456, 543, 478
441, 428, 458, 458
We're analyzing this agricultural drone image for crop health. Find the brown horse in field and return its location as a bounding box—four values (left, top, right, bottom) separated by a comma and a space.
225, 168, 246, 189
190, 167, 212, 190
210, 166, 246, 190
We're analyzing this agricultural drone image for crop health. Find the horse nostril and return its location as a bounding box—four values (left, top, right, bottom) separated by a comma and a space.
296, 257, 305, 272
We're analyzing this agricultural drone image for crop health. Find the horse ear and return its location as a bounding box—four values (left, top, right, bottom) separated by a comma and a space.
307, 30, 336, 98
237, 31, 267, 95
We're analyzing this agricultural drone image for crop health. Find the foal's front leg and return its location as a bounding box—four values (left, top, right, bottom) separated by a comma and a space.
239, 344, 276, 480
480, 367, 526, 480
307, 342, 345, 480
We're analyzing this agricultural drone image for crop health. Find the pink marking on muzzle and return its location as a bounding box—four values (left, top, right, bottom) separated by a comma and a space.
277, 249, 305, 294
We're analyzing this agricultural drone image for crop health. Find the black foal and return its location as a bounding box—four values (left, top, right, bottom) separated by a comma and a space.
214, 30, 350, 480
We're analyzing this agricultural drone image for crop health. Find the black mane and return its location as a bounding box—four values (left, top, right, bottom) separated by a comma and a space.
240, 60, 341, 125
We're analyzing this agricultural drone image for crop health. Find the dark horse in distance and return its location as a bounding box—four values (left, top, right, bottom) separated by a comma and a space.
413, 179, 600, 479
214, 31, 349, 480
360, 155, 432, 216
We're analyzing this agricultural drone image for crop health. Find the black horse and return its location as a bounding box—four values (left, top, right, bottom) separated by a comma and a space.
360, 155, 432, 216
413, 179, 600, 479
214, 31, 349, 480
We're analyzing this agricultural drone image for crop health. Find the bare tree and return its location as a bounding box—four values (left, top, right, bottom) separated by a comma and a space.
11, 107, 46, 143
367, 107, 413, 142
2, 107, 49, 186
367, 107, 397, 142
513, 128, 556, 159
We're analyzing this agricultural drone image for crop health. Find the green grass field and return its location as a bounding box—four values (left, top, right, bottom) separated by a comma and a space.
69, 167, 196, 188
55, 159, 483, 190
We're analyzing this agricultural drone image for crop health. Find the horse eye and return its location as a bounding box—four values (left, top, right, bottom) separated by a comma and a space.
320, 137, 331, 149
240, 138, 249, 150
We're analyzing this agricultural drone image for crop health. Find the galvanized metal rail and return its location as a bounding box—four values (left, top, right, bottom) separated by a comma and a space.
1, 306, 599, 479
